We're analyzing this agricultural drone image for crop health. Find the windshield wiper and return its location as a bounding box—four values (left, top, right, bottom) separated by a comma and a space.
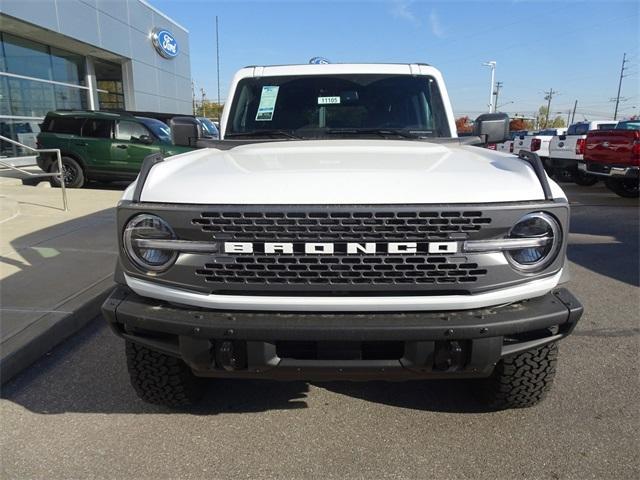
226, 130, 303, 139
324, 128, 424, 139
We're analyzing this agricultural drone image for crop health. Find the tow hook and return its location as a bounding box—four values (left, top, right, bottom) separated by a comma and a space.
433, 340, 466, 371
215, 340, 247, 371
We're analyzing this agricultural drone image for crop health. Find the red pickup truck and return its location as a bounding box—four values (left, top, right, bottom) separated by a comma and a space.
582, 120, 640, 197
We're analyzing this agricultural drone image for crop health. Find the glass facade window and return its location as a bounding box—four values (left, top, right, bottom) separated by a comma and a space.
50, 47, 86, 85
0, 32, 88, 157
95, 59, 125, 111
98, 80, 125, 110
2, 33, 52, 80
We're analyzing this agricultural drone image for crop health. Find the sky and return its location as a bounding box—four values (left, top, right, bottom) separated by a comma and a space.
153, 0, 640, 121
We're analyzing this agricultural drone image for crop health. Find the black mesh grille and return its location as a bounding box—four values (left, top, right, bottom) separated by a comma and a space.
192, 210, 492, 241
196, 255, 488, 287
188, 207, 495, 292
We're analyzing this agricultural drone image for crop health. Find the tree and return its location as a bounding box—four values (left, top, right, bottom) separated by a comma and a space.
455, 116, 473, 134
509, 118, 532, 131
549, 116, 566, 128
536, 105, 549, 129
195, 101, 224, 120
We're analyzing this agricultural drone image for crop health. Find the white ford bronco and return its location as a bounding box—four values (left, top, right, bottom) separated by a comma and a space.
102, 62, 583, 409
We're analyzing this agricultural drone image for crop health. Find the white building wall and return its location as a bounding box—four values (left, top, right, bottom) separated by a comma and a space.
0, 0, 192, 114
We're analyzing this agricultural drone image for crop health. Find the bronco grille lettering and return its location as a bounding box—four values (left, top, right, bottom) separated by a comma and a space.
223, 242, 458, 254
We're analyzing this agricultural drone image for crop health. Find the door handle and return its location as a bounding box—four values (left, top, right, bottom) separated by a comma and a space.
116, 144, 128, 149
73, 142, 88, 146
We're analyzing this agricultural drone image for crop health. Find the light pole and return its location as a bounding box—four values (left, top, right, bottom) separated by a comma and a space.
497, 101, 514, 110
482, 61, 496, 113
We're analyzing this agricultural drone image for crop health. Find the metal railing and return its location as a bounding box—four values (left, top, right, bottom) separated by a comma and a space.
0, 134, 68, 211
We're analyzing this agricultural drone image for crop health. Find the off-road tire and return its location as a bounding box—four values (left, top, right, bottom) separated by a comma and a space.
125, 341, 205, 407
475, 342, 558, 410
605, 178, 639, 198
50, 156, 85, 188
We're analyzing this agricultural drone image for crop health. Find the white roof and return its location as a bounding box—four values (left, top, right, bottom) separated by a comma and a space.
238, 63, 440, 78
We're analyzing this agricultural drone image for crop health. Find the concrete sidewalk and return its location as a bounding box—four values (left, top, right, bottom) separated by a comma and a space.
0, 176, 123, 383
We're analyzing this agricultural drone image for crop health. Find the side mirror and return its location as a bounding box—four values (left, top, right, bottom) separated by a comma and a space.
169, 117, 201, 147
473, 113, 510, 144
137, 134, 154, 145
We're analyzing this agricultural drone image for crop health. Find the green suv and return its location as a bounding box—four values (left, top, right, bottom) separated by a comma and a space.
37, 111, 193, 188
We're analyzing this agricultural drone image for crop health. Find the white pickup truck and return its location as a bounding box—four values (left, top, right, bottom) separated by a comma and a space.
513, 128, 568, 160
497, 130, 528, 154
102, 62, 582, 410
548, 121, 617, 185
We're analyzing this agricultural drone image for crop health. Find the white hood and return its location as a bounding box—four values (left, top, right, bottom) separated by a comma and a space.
134, 140, 565, 204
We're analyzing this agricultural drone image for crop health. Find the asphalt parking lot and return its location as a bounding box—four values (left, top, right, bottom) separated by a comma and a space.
1, 183, 638, 480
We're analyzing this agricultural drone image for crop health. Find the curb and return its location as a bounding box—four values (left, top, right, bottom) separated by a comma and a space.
0, 276, 114, 384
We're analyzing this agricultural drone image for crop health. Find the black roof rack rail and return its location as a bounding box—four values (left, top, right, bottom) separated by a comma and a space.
518, 150, 553, 201
133, 153, 164, 202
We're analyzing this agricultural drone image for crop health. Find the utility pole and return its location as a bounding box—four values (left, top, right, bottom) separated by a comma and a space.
494, 81, 503, 112
613, 52, 628, 120
215, 16, 221, 109
191, 80, 197, 115
482, 61, 496, 113
570, 100, 578, 125
543, 88, 558, 128
200, 88, 206, 117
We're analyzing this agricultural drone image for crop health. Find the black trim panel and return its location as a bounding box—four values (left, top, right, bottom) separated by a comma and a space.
518, 151, 553, 200
132, 153, 164, 202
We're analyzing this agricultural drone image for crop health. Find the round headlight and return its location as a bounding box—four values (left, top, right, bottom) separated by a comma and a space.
505, 212, 561, 273
123, 214, 177, 272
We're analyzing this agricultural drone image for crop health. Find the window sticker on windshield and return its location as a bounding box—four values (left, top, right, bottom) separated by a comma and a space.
255, 86, 279, 121
317, 96, 341, 105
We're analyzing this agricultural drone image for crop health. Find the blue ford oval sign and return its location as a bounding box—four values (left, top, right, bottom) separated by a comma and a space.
152, 28, 178, 59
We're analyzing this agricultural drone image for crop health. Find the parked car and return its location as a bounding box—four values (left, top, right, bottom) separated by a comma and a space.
106, 111, 219, 139
548, 121, 617, 185
103, 61, 582, 410
36, 111, 193, 188
196, 117, 220, 139
582, 120, 640, 197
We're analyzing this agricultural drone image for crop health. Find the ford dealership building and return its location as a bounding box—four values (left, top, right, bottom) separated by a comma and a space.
0, 0, 192, 157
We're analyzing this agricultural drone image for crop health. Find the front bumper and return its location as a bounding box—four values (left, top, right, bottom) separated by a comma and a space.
103, 286, 582, 381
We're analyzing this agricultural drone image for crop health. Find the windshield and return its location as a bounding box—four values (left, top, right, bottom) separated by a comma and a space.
615, 121, 640, 130
137, 117, 172, 144
537, 129, 560, 136
197, 117, 219, 137
226, 74, 451, 139
567, 123, 589, 135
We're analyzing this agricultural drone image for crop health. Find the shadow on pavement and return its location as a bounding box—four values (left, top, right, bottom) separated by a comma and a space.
567, 201, 639, 287
316, 380, 488, 413
1, 318, 491, 415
